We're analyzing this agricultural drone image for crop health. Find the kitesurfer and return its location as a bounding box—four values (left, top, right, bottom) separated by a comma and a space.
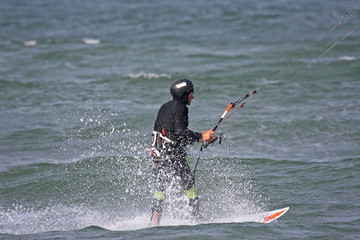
149, 79, 214, 226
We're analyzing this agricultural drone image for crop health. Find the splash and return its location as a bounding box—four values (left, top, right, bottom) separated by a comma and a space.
0, 155, 268, 235
5, 98, 269, 235
0, 204, 118, 235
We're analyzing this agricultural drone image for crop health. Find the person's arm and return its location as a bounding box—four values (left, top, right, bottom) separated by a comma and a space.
174, 104, 214, 143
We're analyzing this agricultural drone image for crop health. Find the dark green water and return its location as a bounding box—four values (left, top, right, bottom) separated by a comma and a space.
1, 0, 359, 239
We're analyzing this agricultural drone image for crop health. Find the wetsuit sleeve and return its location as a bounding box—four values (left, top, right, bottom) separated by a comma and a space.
174, 104, 202, 143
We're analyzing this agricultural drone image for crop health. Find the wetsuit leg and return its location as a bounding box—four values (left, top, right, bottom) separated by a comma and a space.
173, 156, 201, 220
151, 160, 171, 225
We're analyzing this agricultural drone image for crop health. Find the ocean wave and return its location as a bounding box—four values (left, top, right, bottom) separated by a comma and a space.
82, 38, 101, 45
0, 202, 270, 234
338, 56, 357, 61
0, 204, 125, 235
0, 40, 11, 45
124, 71, 172, 79
23, 40, 37, 47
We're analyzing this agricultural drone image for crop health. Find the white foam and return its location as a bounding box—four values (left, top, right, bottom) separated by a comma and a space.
23, 40, 37, 47
82, 38, 101, 45
0, 202, 274, 235
0, 204, 134, 235
107, 214, 151, 231
338, 56, 357, 61
125, 71, 171, 79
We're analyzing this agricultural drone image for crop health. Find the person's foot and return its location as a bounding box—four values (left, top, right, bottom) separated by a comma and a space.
194, 212, 207, 224
151, 210, 160, 226
150, 198, 163, 226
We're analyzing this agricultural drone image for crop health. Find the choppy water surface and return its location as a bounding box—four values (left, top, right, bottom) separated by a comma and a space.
1, 0, 359, 239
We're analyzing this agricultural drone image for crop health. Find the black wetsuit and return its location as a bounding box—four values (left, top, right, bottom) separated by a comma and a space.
154, 99, 202, 147
151, 98, 202, 223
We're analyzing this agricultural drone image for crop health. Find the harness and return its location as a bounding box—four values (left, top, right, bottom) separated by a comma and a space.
149, 130, 179, 161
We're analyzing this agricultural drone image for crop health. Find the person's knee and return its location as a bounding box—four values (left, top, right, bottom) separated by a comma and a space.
153, 190, 165, 200
184, 186, 198, 199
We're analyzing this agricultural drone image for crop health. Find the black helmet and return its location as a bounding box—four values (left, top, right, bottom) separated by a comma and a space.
170, 79, 194, 100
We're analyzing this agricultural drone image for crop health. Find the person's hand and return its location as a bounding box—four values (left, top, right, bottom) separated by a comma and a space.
201, 129, 215, 143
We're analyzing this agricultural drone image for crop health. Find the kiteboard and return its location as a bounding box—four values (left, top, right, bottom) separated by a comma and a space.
259, 207, 289, 223
149, 207, 290, 227
210, 207, 290, 225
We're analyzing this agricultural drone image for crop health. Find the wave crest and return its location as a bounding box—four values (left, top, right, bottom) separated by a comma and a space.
338, 56, 357, 61
125, 71, 172, 79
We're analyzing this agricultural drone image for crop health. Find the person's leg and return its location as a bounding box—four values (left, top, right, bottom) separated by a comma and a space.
151, 160, 170, 226
175, 156, 202, 220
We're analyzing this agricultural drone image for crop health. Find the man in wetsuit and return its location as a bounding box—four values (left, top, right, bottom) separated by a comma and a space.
149, 79, 214, 226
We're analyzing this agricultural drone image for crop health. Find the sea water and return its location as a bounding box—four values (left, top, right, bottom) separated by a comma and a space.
1, 0, 359, 239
